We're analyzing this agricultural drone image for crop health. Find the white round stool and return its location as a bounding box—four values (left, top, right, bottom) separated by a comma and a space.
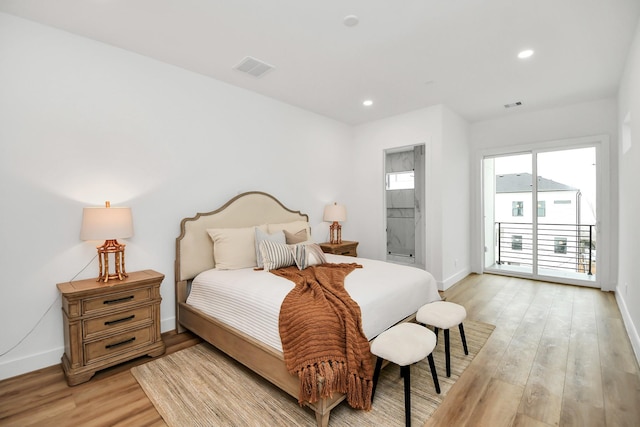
370, 322, 440, 427
416, 301, 469, 377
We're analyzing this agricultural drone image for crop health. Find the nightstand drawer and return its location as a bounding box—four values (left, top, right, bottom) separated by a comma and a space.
83, 287, 151, 315
334, 247, 357, 256
319, 241, 359, 257
85, 325, 153, 365
84, 305, 153, 339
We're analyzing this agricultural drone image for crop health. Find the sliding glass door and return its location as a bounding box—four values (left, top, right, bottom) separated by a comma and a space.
483, 145, 598, 286
484, 153, 534, 275
536, 148, 596, 282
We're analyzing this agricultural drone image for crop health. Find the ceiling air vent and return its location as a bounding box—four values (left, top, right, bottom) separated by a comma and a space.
504, 101, 523, 109
233, 56, 274, 78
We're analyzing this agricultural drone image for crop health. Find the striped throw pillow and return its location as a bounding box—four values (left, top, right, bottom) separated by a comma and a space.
255, 228, 286, 269
259, 240, 295, 271
290, 243, 327, 270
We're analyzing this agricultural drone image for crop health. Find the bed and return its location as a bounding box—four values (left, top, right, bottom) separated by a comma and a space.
175, 191, 440, 426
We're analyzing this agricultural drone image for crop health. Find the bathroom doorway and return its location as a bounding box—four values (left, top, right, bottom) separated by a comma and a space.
384, 144, 425, 268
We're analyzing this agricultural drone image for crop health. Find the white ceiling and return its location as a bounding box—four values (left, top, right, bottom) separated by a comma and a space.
1, 0, 639, 125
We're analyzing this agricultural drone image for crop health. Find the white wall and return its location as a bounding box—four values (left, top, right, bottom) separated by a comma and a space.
469, 98, 619, 291
0, 13, 354, 380
617, 20, 640, 363
441, 107, 471, 287
351, 107, 438, 261
471, 99, 618, 150
352, 105, 470, 290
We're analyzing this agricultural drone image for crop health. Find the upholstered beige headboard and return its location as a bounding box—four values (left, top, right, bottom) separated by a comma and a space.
175, 191, 308, 283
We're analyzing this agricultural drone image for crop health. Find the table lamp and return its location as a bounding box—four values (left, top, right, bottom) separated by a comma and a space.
323, 202, 347, 244
80, 201, 133, 283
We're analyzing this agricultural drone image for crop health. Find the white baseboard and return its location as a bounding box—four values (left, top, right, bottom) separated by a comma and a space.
441, 267, 471, 291
615, 287, 640, 367
0, 318, 180, 382
6, 287, 634, 383
161, 316, 177, 334
0, 346, 63, 382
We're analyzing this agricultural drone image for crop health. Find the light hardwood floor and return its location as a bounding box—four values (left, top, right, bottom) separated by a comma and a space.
1, 274, 639, 426
426, 274, 640, 427
0, 330, 201, 426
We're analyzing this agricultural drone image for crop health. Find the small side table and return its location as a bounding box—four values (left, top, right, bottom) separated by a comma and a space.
319, 241, 359, 257
57, 269, 166, 386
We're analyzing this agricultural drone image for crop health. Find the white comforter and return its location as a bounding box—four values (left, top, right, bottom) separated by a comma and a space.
186, 254, 441, 352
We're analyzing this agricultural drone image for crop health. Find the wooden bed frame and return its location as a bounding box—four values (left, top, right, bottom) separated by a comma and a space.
175, 191, 345, 426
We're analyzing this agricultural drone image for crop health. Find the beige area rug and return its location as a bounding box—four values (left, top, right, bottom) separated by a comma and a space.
132, 320, 494, 427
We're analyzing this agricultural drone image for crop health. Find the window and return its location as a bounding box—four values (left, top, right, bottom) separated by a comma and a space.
386, 171, 414, 190
554, 237, 567, 254
512, 235, 523, 250
537, 201, 546, 217
512, 201, 523, 216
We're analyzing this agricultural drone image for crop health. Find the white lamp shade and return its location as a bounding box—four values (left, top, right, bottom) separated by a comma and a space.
323, 203, 347, 222
80, 206, 133, 240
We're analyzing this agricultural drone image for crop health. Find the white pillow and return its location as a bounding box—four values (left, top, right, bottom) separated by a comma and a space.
290, 243, 327, 270
207, 226, 266, 270
259, 240, 295, 271
255, 228, 285, 269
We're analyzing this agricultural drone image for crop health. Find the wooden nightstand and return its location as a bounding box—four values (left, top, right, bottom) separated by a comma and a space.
319, 241, 359, 257
56, 269, 166, 386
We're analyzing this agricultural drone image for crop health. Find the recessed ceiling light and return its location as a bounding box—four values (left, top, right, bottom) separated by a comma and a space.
363, 99, 373, 107
343, 15, 359, 27
518, 49, 534, 59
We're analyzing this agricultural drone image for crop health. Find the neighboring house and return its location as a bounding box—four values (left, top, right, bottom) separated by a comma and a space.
494, 173, 595, 273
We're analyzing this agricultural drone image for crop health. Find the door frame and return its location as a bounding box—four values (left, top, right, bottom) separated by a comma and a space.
383, 143, 427, 269
472, 134, 613, 290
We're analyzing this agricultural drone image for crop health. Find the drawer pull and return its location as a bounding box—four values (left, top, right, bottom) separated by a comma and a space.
105, 337, 136, 349
103, 295, 134, 305
104, 315, 135, 326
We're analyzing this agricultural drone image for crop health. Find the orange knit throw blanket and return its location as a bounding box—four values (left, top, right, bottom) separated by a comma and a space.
273, 263, 373, 410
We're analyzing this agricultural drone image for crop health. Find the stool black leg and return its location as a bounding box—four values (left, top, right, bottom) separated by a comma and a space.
459, 323, 469, 355
371, 357, 383, 401
444, 328, 451, 377
434, 327, 439, 344
401, 365, 411, 427
427, 353, 440, 394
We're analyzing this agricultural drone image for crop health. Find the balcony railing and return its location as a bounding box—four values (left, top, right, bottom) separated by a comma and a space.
496, 222, 596, 275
